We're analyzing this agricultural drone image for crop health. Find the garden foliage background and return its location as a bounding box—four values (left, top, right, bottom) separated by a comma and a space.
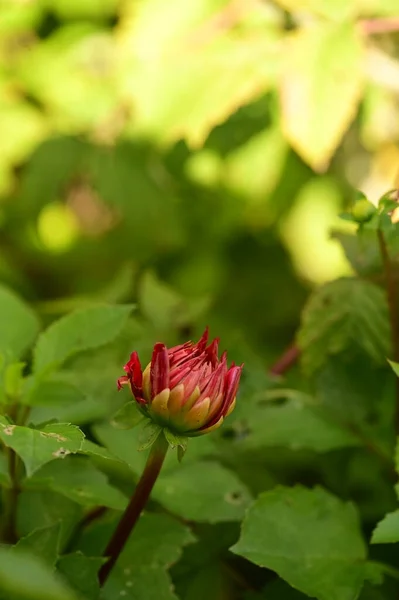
1, 0, 399, 599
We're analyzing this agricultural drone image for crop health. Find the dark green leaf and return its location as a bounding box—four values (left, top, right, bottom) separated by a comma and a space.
232, 485, 367, 600
298, 278, 391, 376
33, 304, 134, 373
27, 456, 128, 509
0, 285, 40, 360
13, 523, 61, 567
17, 491, 82, 549
0, 419, 85, 477
57, 552, 104, 600
0, 547, 79, 600
153, 461, 252, 523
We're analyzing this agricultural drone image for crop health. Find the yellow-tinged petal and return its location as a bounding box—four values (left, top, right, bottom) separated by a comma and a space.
206, 392, 223, 421
150, 388, 170, 420
225, 397, 236, 418
184, 397, 211, 430
181, 386, 201, 412
142, 364, 151, 401
193, 416, 224, 436
167, 384, 185, 415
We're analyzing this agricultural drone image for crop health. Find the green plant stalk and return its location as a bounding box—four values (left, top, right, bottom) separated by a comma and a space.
98, 432, 169, 586
377, 228, 399, 432
1, 447, 19, 544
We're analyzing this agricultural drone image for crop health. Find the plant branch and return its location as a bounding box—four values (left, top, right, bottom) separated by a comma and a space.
360, 17, 399, 35
98, 433, 169, 587
1, 447, 20, 544
377, 228, 399, 433
269, 343, 300, 376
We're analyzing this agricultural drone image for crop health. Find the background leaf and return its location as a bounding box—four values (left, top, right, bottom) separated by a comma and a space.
33, 304, 134, 373
280, 23, 363, 169
0, 285, 40, 360
232, 485, 367, 600
0, 419, 85, 477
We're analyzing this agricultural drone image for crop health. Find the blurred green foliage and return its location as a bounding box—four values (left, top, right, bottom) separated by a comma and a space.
2, 0, 399, 599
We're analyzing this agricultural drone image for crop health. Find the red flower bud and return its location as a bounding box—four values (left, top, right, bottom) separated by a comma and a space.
117, 328, 243, 436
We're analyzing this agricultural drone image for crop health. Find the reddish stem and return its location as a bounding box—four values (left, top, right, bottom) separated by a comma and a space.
98, 433, 169, 586
269, 344, 300, 376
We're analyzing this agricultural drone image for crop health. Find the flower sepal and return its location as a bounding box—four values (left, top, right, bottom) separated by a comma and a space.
111, 401, 145, 430
137, 421, 163, 452
163, 429, 188, 462
136, 416, 189, 461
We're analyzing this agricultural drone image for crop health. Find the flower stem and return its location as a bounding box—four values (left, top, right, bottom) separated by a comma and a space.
98, 432, 169, 587
377, 228, 399, 432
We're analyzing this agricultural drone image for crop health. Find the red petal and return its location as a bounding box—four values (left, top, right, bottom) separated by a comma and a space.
196, 327, 209, 352
150, 343, 170, 398
221, 365, 243, 415
205, 338, 220, 366
117, 375, 129, 390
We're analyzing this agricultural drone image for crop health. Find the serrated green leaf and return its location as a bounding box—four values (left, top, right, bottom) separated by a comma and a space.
298, 278, 391, 376
33, 304, 134, 373
371, 510, 399, 544
13, 523, 61, 567
137, 421, 162, 451
0, 284, 40, 360
0, 419, 85, 477
82, 512, 195, 600
28, 456, 128, 509
57, 552, 104, 600
17, 491, 82, 549
153, 461, 252, 523
0, 547, 79, 600
232, 485, 367, 600
280, 23, 363, 169
111, 401, 144, 430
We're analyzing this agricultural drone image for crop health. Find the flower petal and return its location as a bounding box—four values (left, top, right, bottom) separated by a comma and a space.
150, 388, 171, 421
150, 343, 170, 398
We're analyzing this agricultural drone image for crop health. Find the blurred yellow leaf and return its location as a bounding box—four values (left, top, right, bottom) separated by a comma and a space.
280, 23, 364, 171
116, 0, 281, 146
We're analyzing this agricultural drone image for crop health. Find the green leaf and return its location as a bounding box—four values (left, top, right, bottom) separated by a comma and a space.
0, 419, 85, 477
111, 401, 144, 430
57, 553, 104, 600
119, 1, 280, 147
163, 428, 188, 452
298, 278, 391, 376
280, 23, 363, 170
33, 304, 134, 373
232, 486, 367, 600
28, 456, 128, 509
153, 461, 252, 523
13, 523, 61, 567
0, 284, 40, 360
137, 421, 162, 451
0, 547, 79, 600
389, 360, 399, 378
100, 513, 195, 600
371, 510, 399, 544
17, 491, 82, 549
219, 391, 360, 453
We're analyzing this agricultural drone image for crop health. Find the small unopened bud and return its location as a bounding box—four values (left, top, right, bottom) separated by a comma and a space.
118, 329, 243, 437
351, 198, 376, 223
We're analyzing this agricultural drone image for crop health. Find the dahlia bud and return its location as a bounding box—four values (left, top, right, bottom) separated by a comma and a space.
117, 329, 242, 437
